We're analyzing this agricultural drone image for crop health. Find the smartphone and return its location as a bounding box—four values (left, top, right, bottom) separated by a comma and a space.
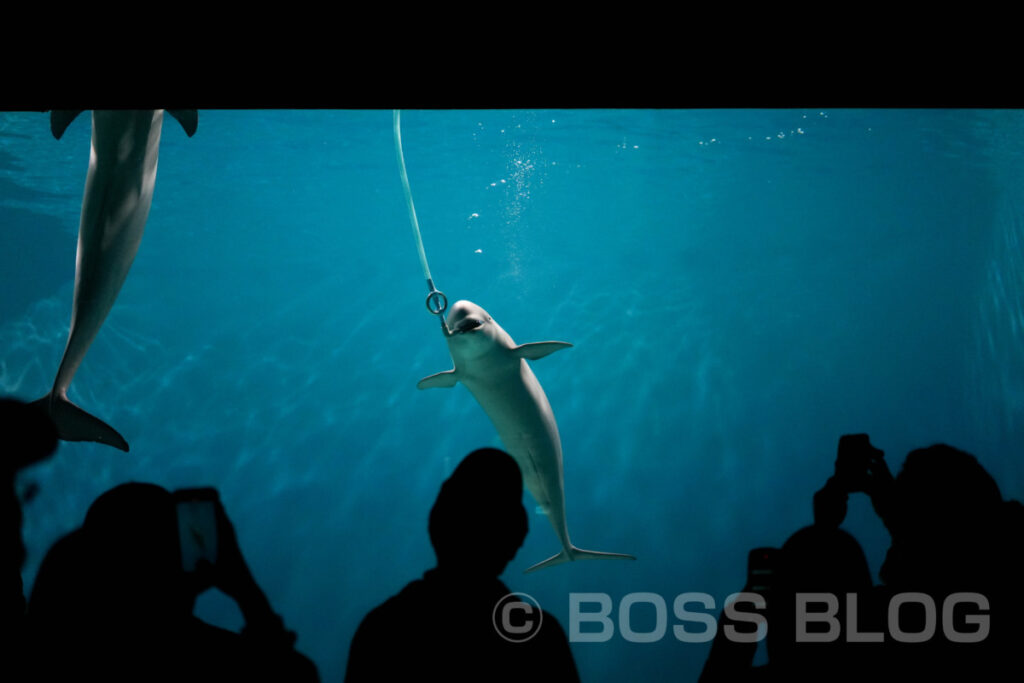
747, 547, 778, 593
836, 434, 885, 492
174, 488, 219, 573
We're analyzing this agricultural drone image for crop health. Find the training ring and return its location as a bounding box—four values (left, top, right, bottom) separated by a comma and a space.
426, 290, 448, 315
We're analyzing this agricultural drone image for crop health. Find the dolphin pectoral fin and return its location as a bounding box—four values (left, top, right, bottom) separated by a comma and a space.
417, 369, 459, 390
50, 110, 85, 139
510, 341, 573, 361
31, 394, 129, 452
167, 110, 198, 137
524, 545, 636, 573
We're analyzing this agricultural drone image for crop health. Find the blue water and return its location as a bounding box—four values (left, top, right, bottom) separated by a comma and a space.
3, 109, 1024, 681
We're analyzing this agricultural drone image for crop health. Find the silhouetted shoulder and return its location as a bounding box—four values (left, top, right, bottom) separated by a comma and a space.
346, 573, 578, 683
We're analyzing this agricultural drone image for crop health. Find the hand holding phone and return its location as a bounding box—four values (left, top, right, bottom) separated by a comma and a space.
173, 486, 276, 629
836, 434, 885, 493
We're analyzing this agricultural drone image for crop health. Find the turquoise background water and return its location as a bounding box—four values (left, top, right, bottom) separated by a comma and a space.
3, 109, 1024, 681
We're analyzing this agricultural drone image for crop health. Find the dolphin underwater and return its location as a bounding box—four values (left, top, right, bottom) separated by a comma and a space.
31, 110, 197, 452
418, 299, 635, 572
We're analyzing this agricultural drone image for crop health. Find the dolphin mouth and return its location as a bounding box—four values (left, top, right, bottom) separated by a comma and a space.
452, 317, 484, 334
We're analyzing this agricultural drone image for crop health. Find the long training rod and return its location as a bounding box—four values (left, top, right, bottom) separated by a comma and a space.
393, 110, 447, 318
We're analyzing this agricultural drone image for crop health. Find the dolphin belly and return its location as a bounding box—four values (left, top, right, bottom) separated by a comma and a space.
459, 359, 633, 572
461, 361, 563, 514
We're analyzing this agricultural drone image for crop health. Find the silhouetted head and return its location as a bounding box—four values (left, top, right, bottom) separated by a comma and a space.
881, 444, 1003, 587
428, 448, 528, 577
895, 444, 1001, 532
29, 481, 195, 649
767, 526, 873, 669
2, 398, 58, 571
1, 398, 58, 471
778, 525, 872, 593
81, 482, 190, 620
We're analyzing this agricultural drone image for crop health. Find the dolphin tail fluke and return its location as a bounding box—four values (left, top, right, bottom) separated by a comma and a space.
167, 110, 199, 137
524, 545, 636, 573
31, 393, 129, 452
49, 110, 84, 139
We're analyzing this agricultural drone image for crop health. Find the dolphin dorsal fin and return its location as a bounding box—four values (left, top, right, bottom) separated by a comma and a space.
417, 369, 459, 390
167, 109, 198, 137
510, 341, 573, 361
50, 110, 84, 139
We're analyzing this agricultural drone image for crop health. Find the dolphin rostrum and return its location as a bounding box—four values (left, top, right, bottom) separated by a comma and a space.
32, 110, 197, 452
418, 299, 635, 572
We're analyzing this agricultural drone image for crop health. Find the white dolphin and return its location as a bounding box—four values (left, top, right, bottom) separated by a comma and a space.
418, 299, 635, 572
31, 110, 197, 452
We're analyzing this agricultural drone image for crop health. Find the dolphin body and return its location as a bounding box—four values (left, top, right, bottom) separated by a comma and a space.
418, 299, 635, 572
31, 110, 197, 452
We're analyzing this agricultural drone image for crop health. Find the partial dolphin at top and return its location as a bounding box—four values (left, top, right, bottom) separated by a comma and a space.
49, 110, 198, 140
418, 299, 635, 572
32, 110, 197, 452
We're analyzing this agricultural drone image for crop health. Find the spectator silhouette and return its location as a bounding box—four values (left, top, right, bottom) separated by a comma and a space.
873, 444, 1019, 676
1, 398, 58, 680
877, 444, 1005, 589
344, 447, 579, 682
813, 437, 1021, 677
699, 525, 876, 683
699, 432, 1024, 682
27, 482, 319, 682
